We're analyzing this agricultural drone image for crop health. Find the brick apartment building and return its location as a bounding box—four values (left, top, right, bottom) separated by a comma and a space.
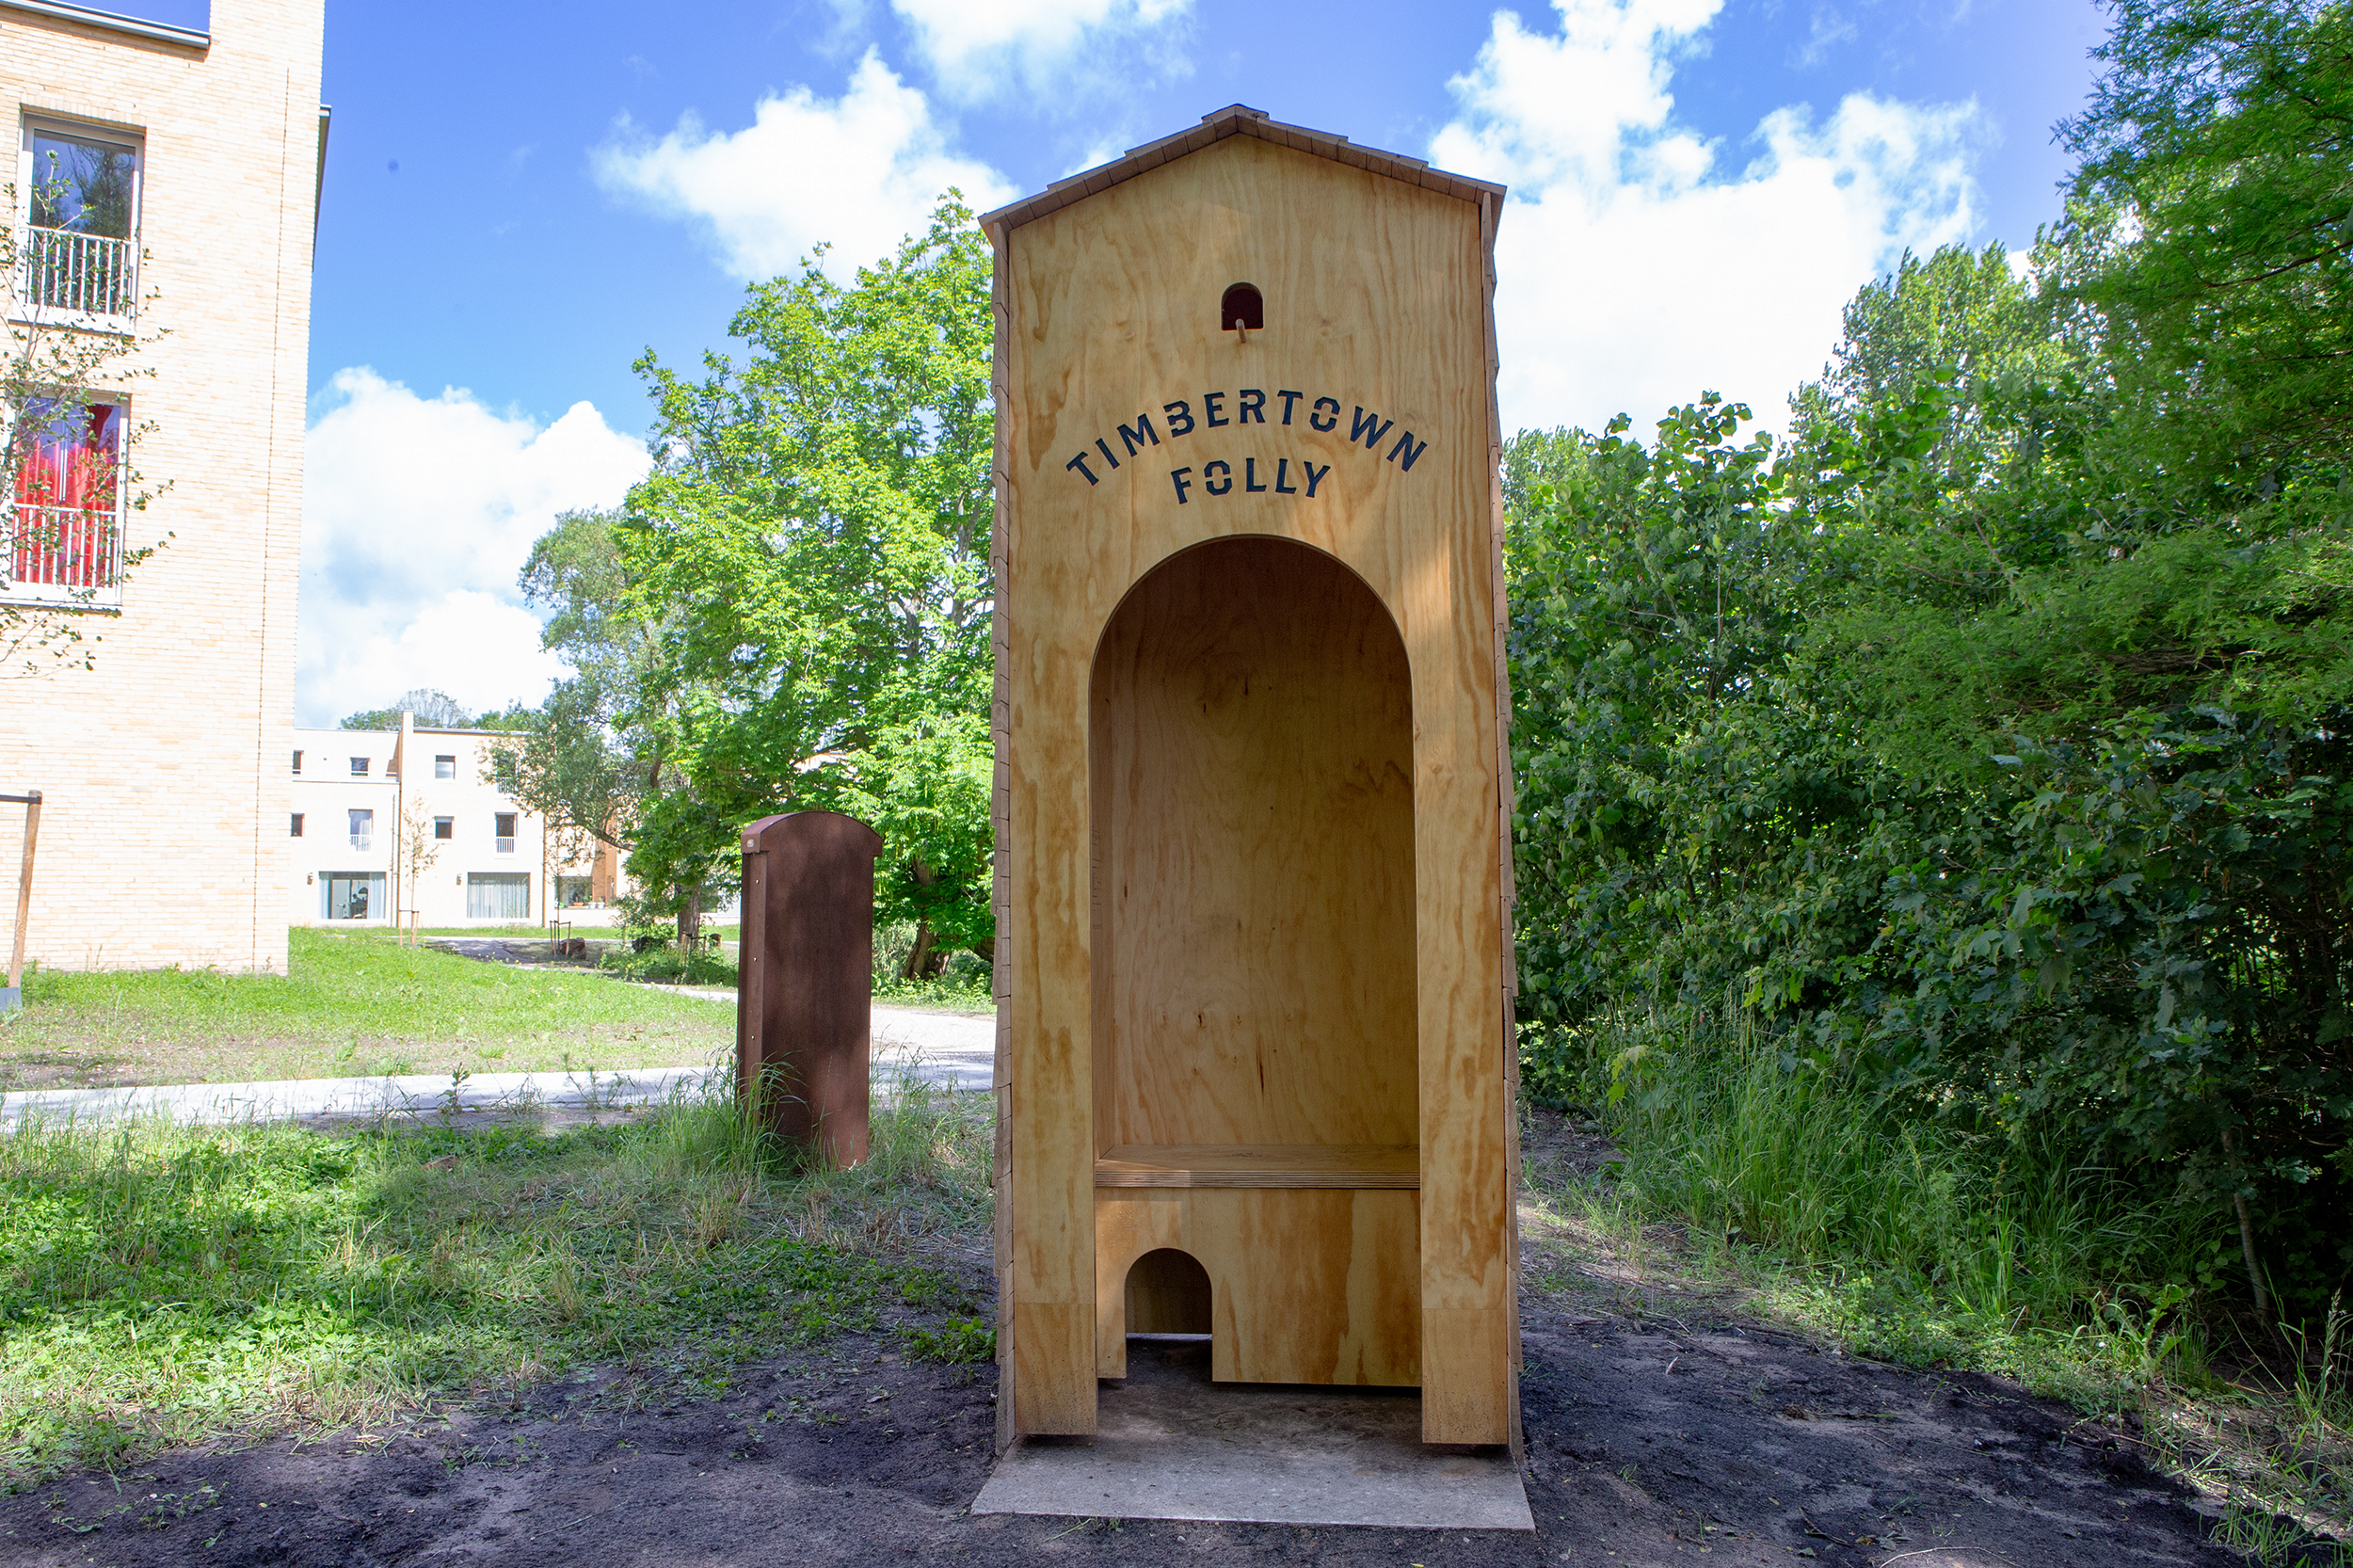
1, 0, 323, 971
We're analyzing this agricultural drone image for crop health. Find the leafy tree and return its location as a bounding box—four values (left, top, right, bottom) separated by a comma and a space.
2057, 0, 2352, 488
1511, 163, 2352, 1318
340, 688, 472, 730
549, 198, 994, 953
392, 797, 443, 940
831, 710, 995, 977
497, 508, 651, 870
1810, 243, 2064, 411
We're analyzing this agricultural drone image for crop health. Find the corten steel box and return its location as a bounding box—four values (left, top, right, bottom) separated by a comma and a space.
984, 105, 1520, 1449
736, 810, 884, 1167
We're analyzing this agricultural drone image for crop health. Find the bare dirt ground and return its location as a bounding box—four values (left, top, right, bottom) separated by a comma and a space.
0, 1115, 2270, 1568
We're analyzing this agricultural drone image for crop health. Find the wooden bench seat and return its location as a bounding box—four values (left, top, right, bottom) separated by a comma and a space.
1093, 1144, 1419, 1190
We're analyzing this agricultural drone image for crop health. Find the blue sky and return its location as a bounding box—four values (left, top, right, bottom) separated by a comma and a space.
264, 0, 2113, 724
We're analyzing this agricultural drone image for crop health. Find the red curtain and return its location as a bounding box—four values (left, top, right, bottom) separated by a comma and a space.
11, 403, 120, 588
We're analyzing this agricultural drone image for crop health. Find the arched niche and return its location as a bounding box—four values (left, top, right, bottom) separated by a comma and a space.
1088, 535, 1418, 1163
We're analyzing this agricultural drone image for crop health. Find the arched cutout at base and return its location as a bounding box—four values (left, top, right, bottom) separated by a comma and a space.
1125, 1247, 1211, 1336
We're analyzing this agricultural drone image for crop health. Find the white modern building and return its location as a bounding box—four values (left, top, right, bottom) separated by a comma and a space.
288, 712, 624, 929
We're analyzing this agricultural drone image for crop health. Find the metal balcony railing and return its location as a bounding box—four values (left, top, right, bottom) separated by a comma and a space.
4, 504, 121, 605
12, 226, 137, 319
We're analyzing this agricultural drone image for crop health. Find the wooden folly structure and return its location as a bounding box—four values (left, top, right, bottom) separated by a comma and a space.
984, 105, 1519, 1449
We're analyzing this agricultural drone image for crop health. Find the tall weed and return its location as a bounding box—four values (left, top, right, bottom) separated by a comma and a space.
1537, 1009, 2204, 1339
0, 1070, 994, 1484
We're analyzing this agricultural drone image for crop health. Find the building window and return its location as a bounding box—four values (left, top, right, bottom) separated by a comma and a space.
348, 808, 373, 850
467, 872, 530, 920
555, 874, 595, 908
349, 756, 369, 776
293, 749, 303, 774
290, 813, 304, 838
8, 397, 125, 605
15, 120, 140, 320
433, 816, 453, 840
434, 755, 456, 779
324, 872, 385, 921
494, 811, 517, 854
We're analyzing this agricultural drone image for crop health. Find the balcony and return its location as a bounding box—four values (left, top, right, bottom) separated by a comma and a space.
4, 504, 121, 607
10, 226, 137, 323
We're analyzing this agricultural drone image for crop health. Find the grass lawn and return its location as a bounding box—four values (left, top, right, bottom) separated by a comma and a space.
0, 930, 733, 1091
0, 1081, 995, 1485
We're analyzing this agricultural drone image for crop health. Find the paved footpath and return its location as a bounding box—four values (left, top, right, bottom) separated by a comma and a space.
0, 1001, 994, 1131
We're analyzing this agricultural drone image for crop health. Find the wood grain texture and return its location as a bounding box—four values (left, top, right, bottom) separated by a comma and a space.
996, 128, 1513, 1441
1093, 1189, 1421, 1384
986, 222, 1017, 1456
1481, 185, 1527, 1460
1124, 1246, 1212, 1334
1094, 1144, 1418, 1188
1091, 536, 1417, 1153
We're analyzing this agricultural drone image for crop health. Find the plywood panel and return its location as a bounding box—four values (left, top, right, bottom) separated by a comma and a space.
1094, 1188, 1420, 1385
1091, 536, 1417, 1153
998, 126, 1514, 1441
1012, 1301, 1096, 1434
1126, 1247, 1212, 1334
987, 223, 1017, 1456
1095, 1144, 1417, 1188
1094, 1189, 1187, 1377
1420, 1305, 1515, 1445
1208, 1189, 1421, 1387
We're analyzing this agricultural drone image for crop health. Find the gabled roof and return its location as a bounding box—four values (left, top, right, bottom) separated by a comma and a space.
980, 104, 1506, 237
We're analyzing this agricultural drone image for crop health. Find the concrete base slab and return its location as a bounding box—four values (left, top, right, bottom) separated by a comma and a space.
971, 1339, 1533, 1530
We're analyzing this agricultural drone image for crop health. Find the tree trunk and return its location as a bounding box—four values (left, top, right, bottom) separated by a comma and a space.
677, 880, 702, 951
904, 920, 937, 982
2221, 1123, 2275, 1332
900, 857, 945, 980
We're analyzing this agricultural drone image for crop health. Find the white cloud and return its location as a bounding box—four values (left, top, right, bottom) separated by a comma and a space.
1433, 0, 1983, 436
591, 52, 1016, 280
1797, 5, 1860, 68
1062, 133, 1130, 180
890, 0, 1193, 103
298, 368, 648, 728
